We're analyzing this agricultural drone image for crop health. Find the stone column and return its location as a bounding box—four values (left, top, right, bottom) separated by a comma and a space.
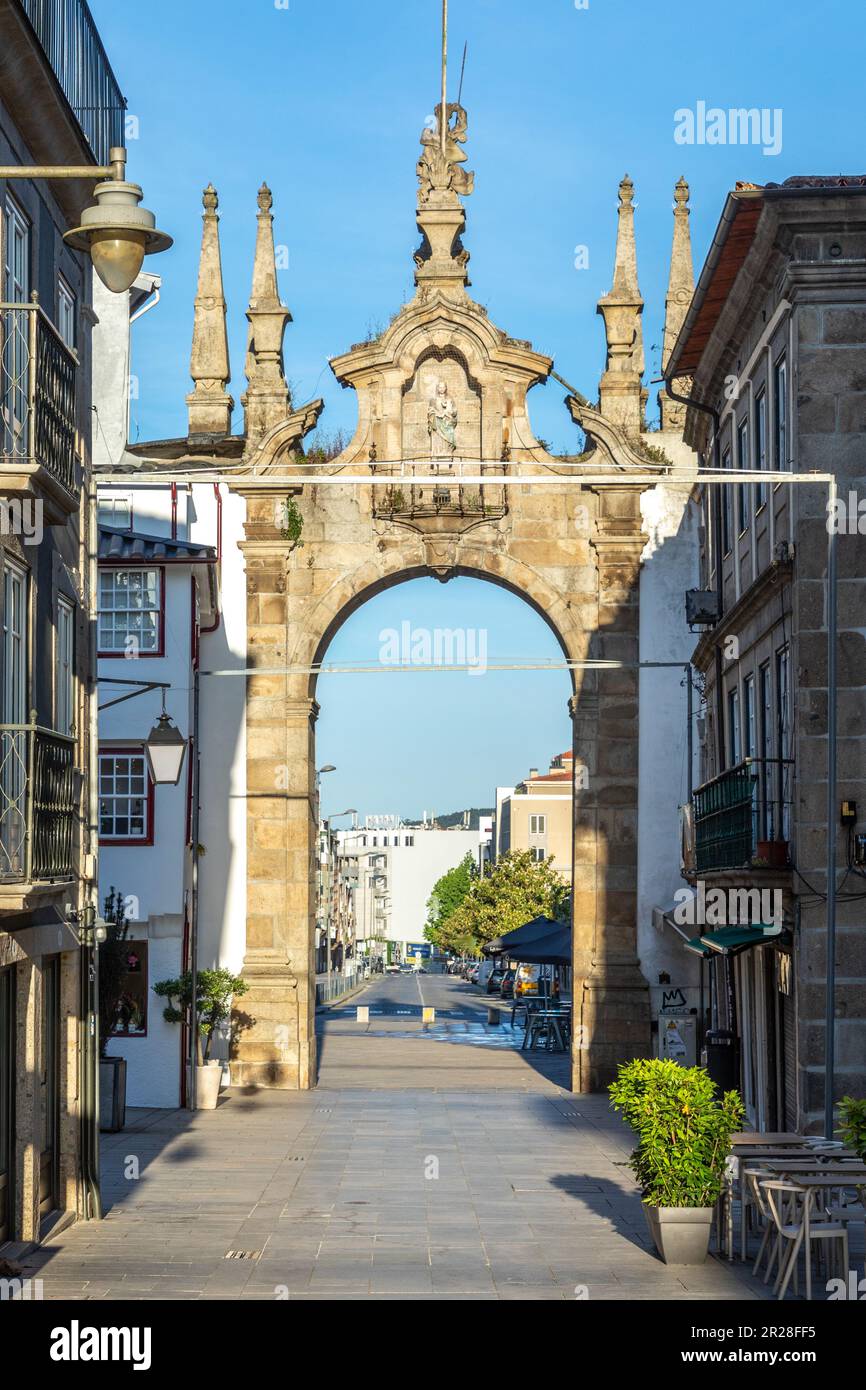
572, 487, 651, 1092
230, 496, 317, 1089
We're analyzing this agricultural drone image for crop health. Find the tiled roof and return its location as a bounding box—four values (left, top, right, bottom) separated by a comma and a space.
98, 527, 216, 565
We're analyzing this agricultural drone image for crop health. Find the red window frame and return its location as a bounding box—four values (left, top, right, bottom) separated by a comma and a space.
98, 747, 155, 847
97, 565, 166, 659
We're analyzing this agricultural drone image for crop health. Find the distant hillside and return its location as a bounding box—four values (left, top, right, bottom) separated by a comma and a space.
403, 808, 494, 831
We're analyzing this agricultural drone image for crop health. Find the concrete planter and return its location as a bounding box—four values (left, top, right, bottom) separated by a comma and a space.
99, 1055, 127, 1132
644, 1204, 713, 1265
195, 1061, 222, 1110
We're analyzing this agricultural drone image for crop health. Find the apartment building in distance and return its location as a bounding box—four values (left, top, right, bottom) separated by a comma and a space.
335, 816, 487, 964
666, 175, 866, 1133
494, 752, 574, 886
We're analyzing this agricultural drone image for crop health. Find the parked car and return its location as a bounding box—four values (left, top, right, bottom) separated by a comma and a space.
384, 963, 401, 974
514, 963, 540, 996
500, 969, 516, 999
466, 964, 480, 984
486, 965, 506, 994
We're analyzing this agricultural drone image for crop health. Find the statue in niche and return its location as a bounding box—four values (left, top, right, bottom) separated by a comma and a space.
417, 103, 475, 205
427, 379, 458, 463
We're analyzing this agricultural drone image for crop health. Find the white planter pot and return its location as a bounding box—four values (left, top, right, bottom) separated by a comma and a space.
195, 1061, 222, 1111
644, 1205, 713, 1265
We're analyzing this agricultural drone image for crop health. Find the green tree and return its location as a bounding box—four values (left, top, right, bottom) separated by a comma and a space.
424, 852, 476, 954
153, 968, 249, 1064
444, 850, 569, 954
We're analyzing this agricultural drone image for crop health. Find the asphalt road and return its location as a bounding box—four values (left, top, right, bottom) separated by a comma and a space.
330, 968, 500, 1022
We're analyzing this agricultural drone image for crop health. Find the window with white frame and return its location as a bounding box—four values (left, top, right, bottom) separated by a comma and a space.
721, 447, 733, 555
97, 494, 132, 530
56, 598, 74, 736
99, 752, 151, 842
755, 391, 767, 509
98, 568, 161, 654
743, 673, 756, 760
737, 418, 750, 533
530, 847, 546, 863
529, 814, 547, 835
57, 277, 76, 350
728, 688, 742, 768
773, 357, 787, 471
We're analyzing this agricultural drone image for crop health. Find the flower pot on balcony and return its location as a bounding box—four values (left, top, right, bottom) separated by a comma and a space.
195, 1060, 222, 1110
99, 1055, 127, 1132
756, 839, 789, 868
644, 1205, 714, 1265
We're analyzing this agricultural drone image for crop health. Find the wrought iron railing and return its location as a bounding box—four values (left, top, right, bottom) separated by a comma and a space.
693, 757, 793, 873
0, 724, 76, 883
371, 460, 508, 521
17, 0, 126, 166
1, 301, 78, 498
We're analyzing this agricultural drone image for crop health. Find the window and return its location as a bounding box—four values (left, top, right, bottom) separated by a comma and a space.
529, 814, 547, 835
728, 688, 741, 767
759, 662, 774, 839
776, 647, 791, 839
98, 568, 162, 655
2, 560, 27, 725
0, 561, 27, 874
530, 847, 546, 863
743, 674, 756, 759
109, 941, 148, 1037
755, 392, 767, 510
56, 598, 74, 736
97, 494, 132, 530
773, 357, 787, 472
57, 277, 76, 350
721, 447, 733, 555
2, 200, 31, 458
99, 751, 153, 843
737, 418, 750, 533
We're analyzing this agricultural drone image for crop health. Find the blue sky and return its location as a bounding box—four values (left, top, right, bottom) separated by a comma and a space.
88, 0, 858, 817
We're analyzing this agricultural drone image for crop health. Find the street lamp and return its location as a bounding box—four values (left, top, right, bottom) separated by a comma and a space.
0, 147, 171, 294
144, 709, 187, 785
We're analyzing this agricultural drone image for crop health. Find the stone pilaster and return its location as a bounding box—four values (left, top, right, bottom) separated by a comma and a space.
571, 486, 651, 1092
230, 494, 317, 1089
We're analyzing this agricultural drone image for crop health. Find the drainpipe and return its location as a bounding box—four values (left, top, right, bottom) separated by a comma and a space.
188, 664, 201, 1109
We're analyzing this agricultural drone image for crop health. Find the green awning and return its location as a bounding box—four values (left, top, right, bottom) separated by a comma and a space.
684, 924, 785, 958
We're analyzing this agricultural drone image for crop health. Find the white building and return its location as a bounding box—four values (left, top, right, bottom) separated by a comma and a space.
335, 817, 485, 962
93, 275, 248, 1107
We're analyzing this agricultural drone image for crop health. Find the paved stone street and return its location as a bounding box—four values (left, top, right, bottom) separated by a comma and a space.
18, 975, 777, 1301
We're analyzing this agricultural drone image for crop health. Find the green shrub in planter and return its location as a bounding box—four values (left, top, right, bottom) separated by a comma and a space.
837, 1096, 866, 1160
609, 1058, 744, 1209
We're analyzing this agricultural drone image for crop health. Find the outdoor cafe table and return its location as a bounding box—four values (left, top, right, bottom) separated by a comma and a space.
723, 1147, 859, 1258
521, 1007, 571, 1052
732, 1133, 808, 1146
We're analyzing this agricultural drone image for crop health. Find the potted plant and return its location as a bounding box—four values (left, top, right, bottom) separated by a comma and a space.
98, 887, 131, 1132
609, 1058, 744, 1265
153, 968, 249, 1110
837, 1096, 866, 1159
754, 838, 789, 868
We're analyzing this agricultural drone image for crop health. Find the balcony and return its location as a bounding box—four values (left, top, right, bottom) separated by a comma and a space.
17, 0, 126, 166
371, 462, 508, 524
0, 724, 77, 906
1, 302, 79, 522
692, 758, 793, 875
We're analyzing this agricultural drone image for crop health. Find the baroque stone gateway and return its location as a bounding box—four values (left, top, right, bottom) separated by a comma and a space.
128, 96, 702, 1093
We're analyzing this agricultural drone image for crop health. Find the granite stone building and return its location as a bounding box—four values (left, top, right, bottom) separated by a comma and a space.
666, 176, 866, 1132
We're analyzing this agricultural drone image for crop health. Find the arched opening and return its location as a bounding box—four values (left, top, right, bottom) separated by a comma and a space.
310, 570, 576, 1088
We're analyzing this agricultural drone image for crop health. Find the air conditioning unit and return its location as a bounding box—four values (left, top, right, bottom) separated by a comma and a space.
685, 589, 721, 629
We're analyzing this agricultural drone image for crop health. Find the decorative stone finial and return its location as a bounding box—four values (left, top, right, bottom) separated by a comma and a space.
413, 103, 473, 299
659, 177, 695, 431
596, 175, 646, 437
186, 183, 234, 439
241, 181, 291, 445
